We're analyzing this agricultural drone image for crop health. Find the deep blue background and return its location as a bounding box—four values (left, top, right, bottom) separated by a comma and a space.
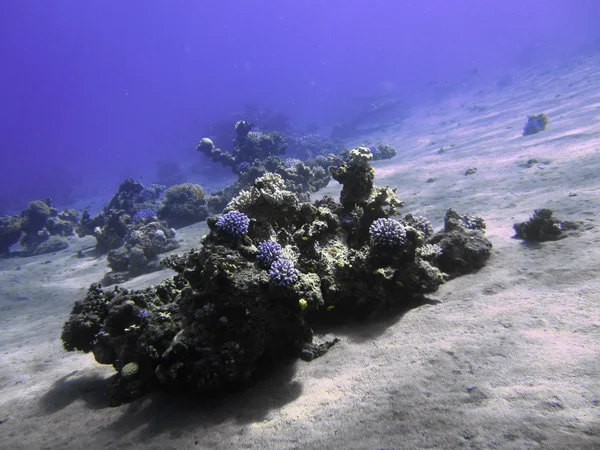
1, 0, 599, 212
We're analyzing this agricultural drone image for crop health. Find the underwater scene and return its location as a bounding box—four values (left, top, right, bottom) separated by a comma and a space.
1, 1, 600, 449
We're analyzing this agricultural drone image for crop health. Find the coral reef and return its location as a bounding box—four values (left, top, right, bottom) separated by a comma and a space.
428, 209, 492, 275
104, 221, 179, 285
77, 179, 165, 252
0, 199, 77, 255
513, 209, 579, 242
0, 214, 24, 254
197, 121, 288, 173
522, 113, 549, 136
371, 144, 397, 161
205, 154, 340, 216
157, 183, 208, 228
62, 147, 492, 404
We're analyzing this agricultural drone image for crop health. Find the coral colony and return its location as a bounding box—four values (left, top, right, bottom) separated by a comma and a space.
61, 147, 493, 404
268, 258, 299, 286
215, 210, 250, 237
369, 218, 407, 248
522, 113, 549, 136
256, 240, 284, 267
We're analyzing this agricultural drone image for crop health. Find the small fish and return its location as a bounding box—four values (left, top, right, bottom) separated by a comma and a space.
327, 305, 335, 312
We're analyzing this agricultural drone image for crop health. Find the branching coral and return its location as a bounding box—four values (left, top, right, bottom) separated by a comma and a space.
215, 211, 250, 238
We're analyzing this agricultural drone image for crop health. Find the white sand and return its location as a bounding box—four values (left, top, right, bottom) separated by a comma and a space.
1, 54, 599, 449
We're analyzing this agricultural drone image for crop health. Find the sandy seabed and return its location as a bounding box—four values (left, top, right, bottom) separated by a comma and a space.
1, 54, 600, 449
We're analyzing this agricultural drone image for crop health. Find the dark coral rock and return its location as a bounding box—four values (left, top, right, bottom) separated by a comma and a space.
103, 221, 179, 283
77, 179, 164, 252
62, 280, 184, 404
22, 200, 53, 232
330, 147, 375, 211
79, 210, 130, 252
0, 215, 23, 254
62, 147, 491, 404
522, 113, 549, 136
197, 122, 288, 173
372, 144, 397, 161
513, 209, 578, 242
105, 178, 146, 213
1, 200, 76, 256
106, 246, 130, 272
158, 183, 208, 228
429, 209, 492, 276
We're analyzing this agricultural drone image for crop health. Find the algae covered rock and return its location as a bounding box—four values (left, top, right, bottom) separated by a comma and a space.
158, 183, 209, 228
1, 199, 77, 256
77, 178, 164, 252
330, 146, 375, 211
103, 221, 179, 284
513, 209, 579, 242
429, 208, 492, 275
0, 215, 23, 254
522, 113, 549, 136
62, 146, 492, 404
196, 121, 288, 173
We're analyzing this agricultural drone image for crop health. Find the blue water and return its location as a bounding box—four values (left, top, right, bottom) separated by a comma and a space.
1, 0, 599, 213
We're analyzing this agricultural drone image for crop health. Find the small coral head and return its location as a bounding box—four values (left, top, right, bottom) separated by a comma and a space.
256, 240, 284, 266
215, 211, 250, 238
268, 258, 299, 286
369, 218, 407, 248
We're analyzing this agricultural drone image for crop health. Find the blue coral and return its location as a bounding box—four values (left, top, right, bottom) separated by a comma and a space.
268, 258, 299, 286
256, 240, 283, 266
369, 218, 407, 248
216, 211, 249, 238
132, 209, 156, 221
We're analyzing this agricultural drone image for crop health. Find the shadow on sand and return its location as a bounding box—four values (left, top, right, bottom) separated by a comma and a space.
39, 294, 439, 441
308, 294, 441, 343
